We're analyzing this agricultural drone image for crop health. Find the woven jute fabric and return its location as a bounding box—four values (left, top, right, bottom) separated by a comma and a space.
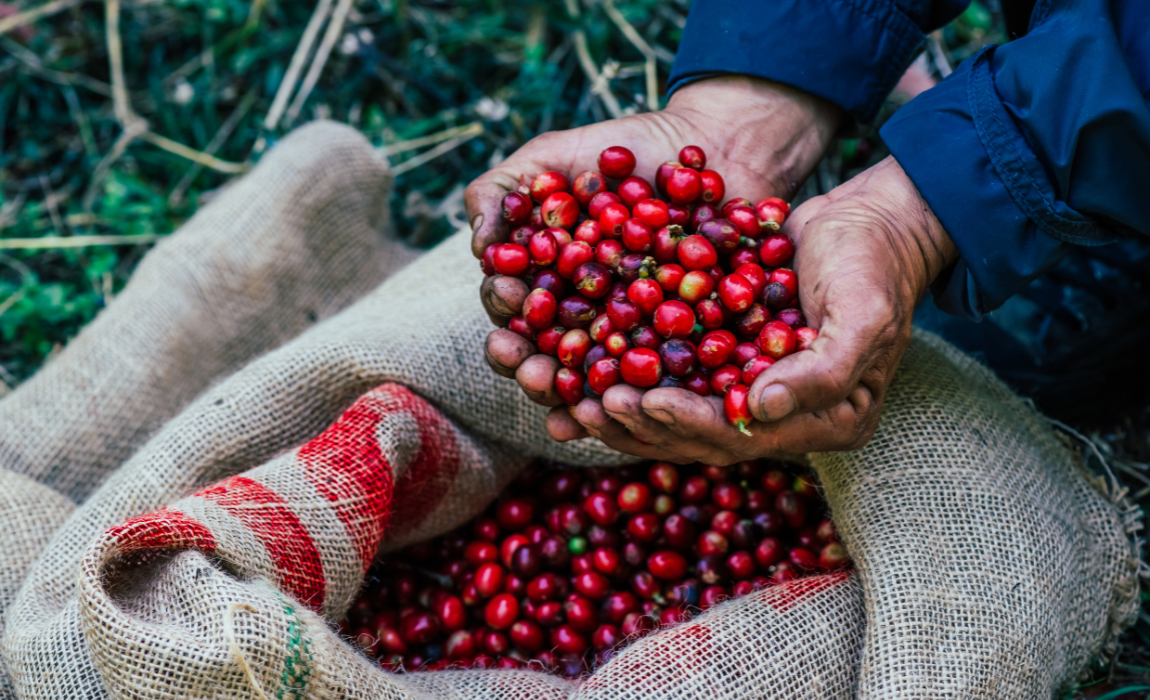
810, 330, 1141, 699
0, 120, 415, 505
0, 474, 73, 700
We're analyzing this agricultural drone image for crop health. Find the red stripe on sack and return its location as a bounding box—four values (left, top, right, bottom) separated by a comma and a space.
196, 475, 326, 611
763, 571, 851, 612
104, 509, 217, 554
298, 386, 396, 572
374, 384, 461, 537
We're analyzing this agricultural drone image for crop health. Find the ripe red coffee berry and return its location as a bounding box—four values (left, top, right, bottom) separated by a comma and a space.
678, 145, 706, 170
633, 199, 671, 228
617, 482, 652, 513
666, 168, 702, 204
655, 160, 682, 195
620, 347, 663, 387
485, 593, 520, 629
598, 146, 636, 179
510, 619, 546, 653
726, 206, 761, 238
742, 355, 775, 385
648, 550, 688, 580
653, 300, 696, 339
588, 357, 622, 395
491, 243, 530, 276
556, 240, 594, 279
677, 235, 718, 271
621, 218, 655, 253
474, 562, 506, 598
697, 530, 729, 557
555, 367, 586, 405
522, 288, 557, 330
724, 383, 754, 435
627, 278, 664, 316
502, 191, 533, 225
588, 191, 623, 219
697, 330, 736, 369
527, 230, 558, 267
677, 270, 715, 305
617, 176, 655, 209
653, 226, 686, 265
574, 219, 603, 246
603, 332, 630, 358
589, 314, 614, 343
648, 462, 680, 493
718, 273, 755, 313
598, 202, 630, 239
627, 513, 661, 543
592, 547, 623, 576
558, 329, 592, 368
755, 198, 788, 229
508, 316, 535, 342
436, 595, 467, 632
734, 263, 768, 295
734, 303, 770, 339
698, 170, 725, 203
551, 624, 591, 655
497, 498, 534, 530
572, 170, 607, 206
564, 596, 599, 632
584, 492, 618, 527
444, 629, 474, 659
759, 321, 797, 359
789, 548, 819, 571
400, 611, 441, 645
695, 298, 725, 331
759, 233, 796, 267
727, 551, 757, 580
465, 540, 499, 566
710, 364, 741, 396
542, 192, 579, 229
531, 171, 570, 203
595, 239, 625, 270
795, 326, 819, 350
711, 481, 745, 510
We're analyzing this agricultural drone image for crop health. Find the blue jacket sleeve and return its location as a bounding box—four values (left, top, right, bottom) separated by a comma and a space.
881, 0, 1150, 319
668, 0, 968, 123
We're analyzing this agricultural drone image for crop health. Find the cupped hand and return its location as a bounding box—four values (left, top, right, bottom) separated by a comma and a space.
471, 76, 842, 407
554, 156, 958, 463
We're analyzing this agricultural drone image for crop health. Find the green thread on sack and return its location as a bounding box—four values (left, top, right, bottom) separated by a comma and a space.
276, 596, 314, 700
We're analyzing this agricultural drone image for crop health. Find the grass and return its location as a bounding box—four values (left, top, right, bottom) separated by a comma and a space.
1, 0, 1147, 695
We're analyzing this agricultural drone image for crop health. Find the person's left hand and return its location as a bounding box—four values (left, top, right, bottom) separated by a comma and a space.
538, 156, 958, 462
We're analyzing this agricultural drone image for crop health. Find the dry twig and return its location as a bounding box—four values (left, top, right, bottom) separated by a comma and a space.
284, 0, 354, 126
263, 0, 334, 131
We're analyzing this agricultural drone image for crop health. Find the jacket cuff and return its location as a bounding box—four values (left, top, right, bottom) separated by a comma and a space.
881, 48, 1077, 320
668, 0, 927, 123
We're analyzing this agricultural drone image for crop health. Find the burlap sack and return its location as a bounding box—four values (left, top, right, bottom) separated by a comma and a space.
810, 330, 1142, 699
0, 120, 416, 505
0, 120, 418, 700
0, 475, 73, 700
13, 380, 863, 700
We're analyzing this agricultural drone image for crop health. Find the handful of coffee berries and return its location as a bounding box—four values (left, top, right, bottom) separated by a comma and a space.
342, 459, 850, 677
483, 145, 817, 434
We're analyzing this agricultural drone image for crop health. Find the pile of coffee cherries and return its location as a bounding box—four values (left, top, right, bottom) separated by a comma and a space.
482, 145, 817, 434
340, 459, 849, 677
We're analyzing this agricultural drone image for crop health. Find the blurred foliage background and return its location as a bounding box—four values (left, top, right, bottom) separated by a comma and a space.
2, 1, 1149, 696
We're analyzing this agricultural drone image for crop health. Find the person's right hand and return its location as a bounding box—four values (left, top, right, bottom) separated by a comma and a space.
467, 76, 843, 421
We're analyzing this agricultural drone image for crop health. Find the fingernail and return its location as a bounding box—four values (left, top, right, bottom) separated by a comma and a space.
759, 384, 796, 422
606, 411, 635, 430
471, 214, 484, 233
644, 408, 675, 426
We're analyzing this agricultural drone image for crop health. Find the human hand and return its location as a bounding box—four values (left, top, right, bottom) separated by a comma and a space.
551, 156, 958, 462
470, 76, 843, 409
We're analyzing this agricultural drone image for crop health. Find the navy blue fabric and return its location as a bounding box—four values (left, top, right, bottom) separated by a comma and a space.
671, 0, 1150, 321
668, 0, 968, 123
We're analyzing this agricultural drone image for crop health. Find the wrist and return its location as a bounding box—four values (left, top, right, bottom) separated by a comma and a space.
666, 76, 844, 199
855, 156, 958, 300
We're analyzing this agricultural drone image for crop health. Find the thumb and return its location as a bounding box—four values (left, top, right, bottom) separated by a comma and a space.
747, 293, 897, 422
